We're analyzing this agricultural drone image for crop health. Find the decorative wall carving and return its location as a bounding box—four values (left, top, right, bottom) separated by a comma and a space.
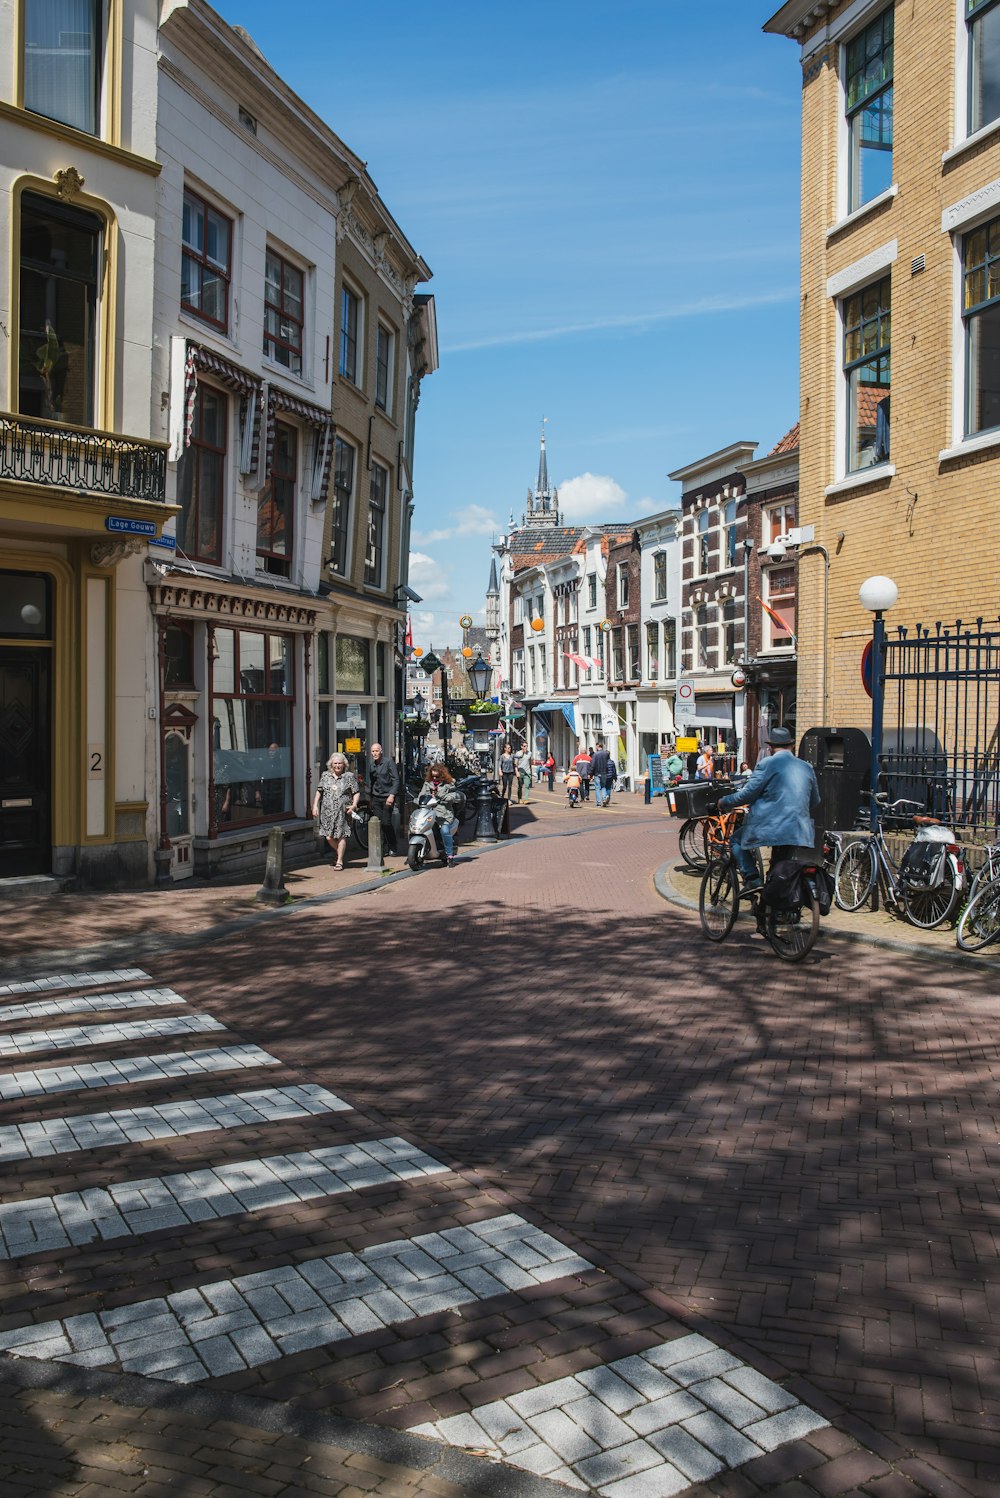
91, 538, 144, 568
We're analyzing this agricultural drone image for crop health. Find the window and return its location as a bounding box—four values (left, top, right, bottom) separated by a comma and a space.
365, 461, 388, 587
164, 623, 195, 688
23, 0, 102, 135
177, 384, 226, 564
969, 1, 1000, 134
696, 604, 715, 669
722, 598, 740, 662
724, 500, 739, 568
763, 568, 796, 651
340, 284, 360, 382
336, 635, 370, 694
617, 562, 630, 609
512, 648, 524, 691
535, 594, 544, 620
764, 502, 796, 545
257, 421, 294, 576
264, 249, 303, 374
653, 551, 667, 601
628, 624, 640, 680
846, 9, 893, 213
664, 618, 677, 680
212, 628, 293, 828
646, 623, 659, 681
587, 572, 597, 609
844, 275, 890, 471
964, 214, 1000, 436
375, 323, 393, 410
18, 192, 101, 426
513, 595, 523, 623
612, 626, 625, 681
181, 190, 231, 331
329, 437, 354, 575
697, 510, 711, 574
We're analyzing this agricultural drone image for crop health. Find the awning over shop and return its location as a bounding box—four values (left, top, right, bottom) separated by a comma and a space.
533, 700, 577, 734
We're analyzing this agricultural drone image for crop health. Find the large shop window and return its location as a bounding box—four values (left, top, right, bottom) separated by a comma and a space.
212, 628, 293, 828
846, 8, 893, 213
177, 384, 226, 564
843, 276, 891, 471
23, 0, 103, 135
19, 193, 101, 426
963, 214, 1000, 436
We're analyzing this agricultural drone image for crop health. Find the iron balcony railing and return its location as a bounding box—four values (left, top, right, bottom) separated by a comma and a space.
0, 411, 168, 505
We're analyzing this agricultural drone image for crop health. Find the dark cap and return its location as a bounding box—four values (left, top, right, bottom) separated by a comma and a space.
768, 725, 794, 748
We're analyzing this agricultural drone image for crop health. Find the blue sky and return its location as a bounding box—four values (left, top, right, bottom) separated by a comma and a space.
215, 0, 802, 647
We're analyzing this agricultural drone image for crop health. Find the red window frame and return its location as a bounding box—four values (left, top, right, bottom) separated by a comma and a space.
264, 249, 304, 373
181, 188, 232, 332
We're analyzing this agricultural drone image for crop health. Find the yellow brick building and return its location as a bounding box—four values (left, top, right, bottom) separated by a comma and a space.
766, 0, 1000, 739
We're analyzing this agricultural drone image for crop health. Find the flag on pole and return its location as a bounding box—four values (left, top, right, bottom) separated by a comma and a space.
758, 596, 796, 643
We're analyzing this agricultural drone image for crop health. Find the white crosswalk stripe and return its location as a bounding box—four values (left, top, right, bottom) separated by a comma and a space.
0, 988, 185, 1027
0, 1137, 449, 1258
0, 1084, 351, 1162
412, 1336, 828, 1496
0, 1214, 593, 1382
0, 969, 151, 998
0, 1045, 280, 1100
0, 1014, 225, 1059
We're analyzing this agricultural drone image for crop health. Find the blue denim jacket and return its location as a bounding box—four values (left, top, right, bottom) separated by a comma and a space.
719, 751, 821, 850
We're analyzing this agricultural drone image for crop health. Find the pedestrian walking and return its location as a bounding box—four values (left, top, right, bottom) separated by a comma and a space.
312, 753, 360, 870
543, 751, 556, 792
366, 742, 400, 855
590, 741, 615, 807
499, 742, 516, 800
516, 746, 532, 802
696, 743, 715, 781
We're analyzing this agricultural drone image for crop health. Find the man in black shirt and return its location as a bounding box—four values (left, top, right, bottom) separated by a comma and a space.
366, 743, 401, 854
590, 741, 614, 807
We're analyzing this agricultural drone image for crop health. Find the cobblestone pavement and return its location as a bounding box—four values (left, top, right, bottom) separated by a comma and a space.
0, 800, 996, 1494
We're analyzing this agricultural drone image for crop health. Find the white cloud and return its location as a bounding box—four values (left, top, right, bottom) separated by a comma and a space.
407, 551, 451, 602
412, 503, 498, 546
558, 473, 628, 520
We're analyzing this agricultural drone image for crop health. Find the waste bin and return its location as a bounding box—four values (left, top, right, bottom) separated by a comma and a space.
798, 727, 871, 834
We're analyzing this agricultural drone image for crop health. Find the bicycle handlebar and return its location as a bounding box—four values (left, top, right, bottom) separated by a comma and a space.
862, 790, 923, 814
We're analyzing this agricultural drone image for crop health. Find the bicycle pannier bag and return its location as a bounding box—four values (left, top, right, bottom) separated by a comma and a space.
764, 859, 804, 911
811, 866, 835, 916
899, 839, 945, 891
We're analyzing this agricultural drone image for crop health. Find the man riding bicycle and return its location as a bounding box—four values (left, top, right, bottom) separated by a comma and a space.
718, 726, 820, 893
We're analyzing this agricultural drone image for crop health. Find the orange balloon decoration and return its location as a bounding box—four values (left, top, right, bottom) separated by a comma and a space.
461, 646, 473, 658
413, 647, 423, 658
530, 617, 545, 633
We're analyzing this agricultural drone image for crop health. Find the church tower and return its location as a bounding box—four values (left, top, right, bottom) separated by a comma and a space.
523, 422, 561, 527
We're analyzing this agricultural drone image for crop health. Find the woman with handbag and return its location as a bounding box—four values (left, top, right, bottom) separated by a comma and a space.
312, 753, 361, 870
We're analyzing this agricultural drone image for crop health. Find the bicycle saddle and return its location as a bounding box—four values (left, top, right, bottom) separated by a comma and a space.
912, 814, 943, 825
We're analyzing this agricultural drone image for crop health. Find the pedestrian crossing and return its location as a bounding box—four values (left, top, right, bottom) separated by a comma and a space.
0, 968, 828, 1496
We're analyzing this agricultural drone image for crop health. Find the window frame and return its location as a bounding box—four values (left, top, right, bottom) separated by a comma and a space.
617, 562, 630, 610
22, 0, 105, 137
181, 186, 232, 333
652, 550, 667, 601
177, 381, 227, 567
721, 597, 741, 663
264, 246, 305, 376
968, 0, 1000, 137
844, 7, 895, 216
843, 273, 891, 473
257, 419, 296, 577
211, 626, 295, 830
627, 623, 640, 680
723, 500, 739, 569
762, 566, 796, 653
664, 618, 677, 681
340, 281, 362, 385
962, 211, 1000, 438
17, 190, 103, 428
374, 321, 394, 411
328, 436, 355, 576
646, 621, 659, 681
365, 459, 389, 588
697, 509, 711, 576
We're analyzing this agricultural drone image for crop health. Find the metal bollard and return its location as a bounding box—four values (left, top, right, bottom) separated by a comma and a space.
367, 814, 384, 871
644, 777, 651, 805
474, 781, 499, 842
256, 825, 288, 904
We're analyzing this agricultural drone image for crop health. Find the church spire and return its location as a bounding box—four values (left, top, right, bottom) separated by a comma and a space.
523, 419, 561, 528
537, 419, 549, 496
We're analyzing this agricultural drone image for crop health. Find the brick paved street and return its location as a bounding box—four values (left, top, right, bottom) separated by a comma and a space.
1, 800, 998, 1494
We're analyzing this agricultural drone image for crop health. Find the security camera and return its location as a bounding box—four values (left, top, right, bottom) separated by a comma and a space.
395, 584, 423, 604
766, 540, 788, 561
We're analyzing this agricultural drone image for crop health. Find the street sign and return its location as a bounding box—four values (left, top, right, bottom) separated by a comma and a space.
421, 651, 443, 675
148, 534, 176, 550
675, 679, 696, 720
106, 516, 157, 536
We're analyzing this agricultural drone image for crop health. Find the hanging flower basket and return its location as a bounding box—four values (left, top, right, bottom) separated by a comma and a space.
464, 701, 501, 730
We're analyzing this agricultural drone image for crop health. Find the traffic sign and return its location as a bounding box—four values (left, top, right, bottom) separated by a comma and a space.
675, 679, 697, 721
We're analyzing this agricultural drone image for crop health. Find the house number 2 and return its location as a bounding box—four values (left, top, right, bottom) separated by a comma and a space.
87, 744, 105, 780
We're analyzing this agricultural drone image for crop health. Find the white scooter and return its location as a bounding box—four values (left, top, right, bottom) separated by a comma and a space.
406, 795, 448, 871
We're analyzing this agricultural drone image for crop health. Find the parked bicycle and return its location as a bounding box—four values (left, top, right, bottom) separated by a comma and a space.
956, 841, 1000, 952
678, 797, 745, 873
699, 835, 824, 963
833, 791, 965, 929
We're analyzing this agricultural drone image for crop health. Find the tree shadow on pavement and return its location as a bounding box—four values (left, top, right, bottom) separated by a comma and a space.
173, 895, 1000, 1495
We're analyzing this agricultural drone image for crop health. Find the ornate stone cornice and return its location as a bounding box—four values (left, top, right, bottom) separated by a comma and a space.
150, 583, 317, 628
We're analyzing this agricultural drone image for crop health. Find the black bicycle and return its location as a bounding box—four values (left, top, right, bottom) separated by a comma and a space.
699, 840, 822, 962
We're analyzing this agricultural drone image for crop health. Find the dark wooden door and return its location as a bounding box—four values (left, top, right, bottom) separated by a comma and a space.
0, 650, 51, 877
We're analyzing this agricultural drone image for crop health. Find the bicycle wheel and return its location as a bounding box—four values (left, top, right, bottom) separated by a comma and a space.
764, 890, 820, 961
679, 819, 708, 872
351, 811, 369, 850
902, 862, 961, 929
957, 881, 1000, 952
834, 841, 876, 911
699, 856, 739, 941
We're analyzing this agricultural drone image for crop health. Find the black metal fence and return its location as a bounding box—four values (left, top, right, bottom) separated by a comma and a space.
880, 618, 1000, 837
0, 413, 167, 504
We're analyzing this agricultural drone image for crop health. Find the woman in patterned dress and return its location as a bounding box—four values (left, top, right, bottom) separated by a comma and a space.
312, 753, 361, 869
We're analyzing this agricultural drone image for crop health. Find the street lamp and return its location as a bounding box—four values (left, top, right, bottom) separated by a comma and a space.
467, 651, 492, 700
860, 574, 898, 823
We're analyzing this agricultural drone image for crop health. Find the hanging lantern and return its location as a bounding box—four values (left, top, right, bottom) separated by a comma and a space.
530, 617, 544, 633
